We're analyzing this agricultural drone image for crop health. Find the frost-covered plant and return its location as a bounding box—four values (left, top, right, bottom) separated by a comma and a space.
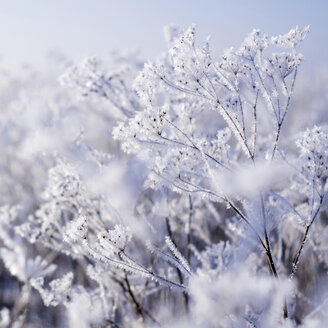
1, 24, 328, 328
0, 206, 56, 327
114, 25, 311, 276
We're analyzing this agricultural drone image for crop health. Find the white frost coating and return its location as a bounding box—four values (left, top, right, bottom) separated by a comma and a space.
2, 22, 328, 328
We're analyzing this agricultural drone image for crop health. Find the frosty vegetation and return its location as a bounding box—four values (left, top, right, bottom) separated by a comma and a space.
1, 25, 328, 327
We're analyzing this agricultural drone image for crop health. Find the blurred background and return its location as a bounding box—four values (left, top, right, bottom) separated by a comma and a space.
0, 0, 327, 73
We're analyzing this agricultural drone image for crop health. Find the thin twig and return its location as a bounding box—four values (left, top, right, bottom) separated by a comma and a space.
289, 195, 324, 279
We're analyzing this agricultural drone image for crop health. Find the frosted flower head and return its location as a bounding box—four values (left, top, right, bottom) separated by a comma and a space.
108, 225, 131, 249
31, 272, 74, 307
44, 160, 81, 200
59, 57, 102, 95
271, 25, 310, 48
64, 216, 89, 243
239, 29, 268, 59
297, 126, 328, 182
98, 224, 131, 252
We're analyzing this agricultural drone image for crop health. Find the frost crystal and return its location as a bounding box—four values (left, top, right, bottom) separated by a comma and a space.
64, 216, 89, 243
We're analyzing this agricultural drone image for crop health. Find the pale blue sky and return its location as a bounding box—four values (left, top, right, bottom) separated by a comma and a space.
0, 0, 327, 71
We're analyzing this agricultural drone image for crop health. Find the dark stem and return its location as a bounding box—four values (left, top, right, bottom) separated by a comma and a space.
290, 195, 324, 279
116, 274, 159, 326
264, 232, 277, 277
271, 123, 281, 160
124, 275, 144, 318
252, 90, 259, 158
260, 193, 278, 278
